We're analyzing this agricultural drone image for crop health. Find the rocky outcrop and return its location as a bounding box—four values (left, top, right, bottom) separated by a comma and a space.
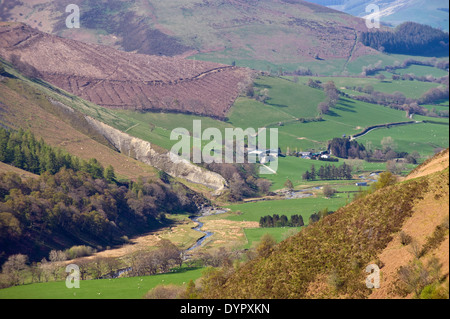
85, 116, 228, 193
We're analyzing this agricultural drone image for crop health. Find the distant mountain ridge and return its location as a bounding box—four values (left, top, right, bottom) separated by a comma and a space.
307, 0, 449, 31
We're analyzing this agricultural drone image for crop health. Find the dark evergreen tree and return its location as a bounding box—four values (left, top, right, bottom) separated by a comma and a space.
310, 165, 316, 181
104, 165, 117, 184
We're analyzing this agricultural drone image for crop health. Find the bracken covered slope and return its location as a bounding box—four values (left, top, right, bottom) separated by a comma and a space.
0, 22, 253, 119
0, 0, 375, 65
202, 150, 449, 299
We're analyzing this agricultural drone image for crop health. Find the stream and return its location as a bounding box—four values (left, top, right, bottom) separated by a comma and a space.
185, 216, 212, 253
185, 207, 228, 253
113, 207, 228, 277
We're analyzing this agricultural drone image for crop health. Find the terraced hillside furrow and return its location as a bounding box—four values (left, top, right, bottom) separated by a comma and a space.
0, 22, 253, 119
0, 0, 380, 74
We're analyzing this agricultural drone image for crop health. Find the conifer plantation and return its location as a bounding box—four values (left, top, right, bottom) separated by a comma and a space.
0, 128, 200, 265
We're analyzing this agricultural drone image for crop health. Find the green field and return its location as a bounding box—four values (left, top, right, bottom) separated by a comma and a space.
14, 60, 446, 174
387, 64, 449, 78
226, 193, 350, 223
225, 193, 352, 250
274, 98, 408, 151
344, 53, 448, 76
356, 121, 449, 157
263, 156, 322, 190
49, 73, 446, 162
293, 76, 445, 99
262, 155, 412, 191
228, 76, 325, 128
230, 76, 425, 154
422, 100, 449, 112
0, 267, 204, 299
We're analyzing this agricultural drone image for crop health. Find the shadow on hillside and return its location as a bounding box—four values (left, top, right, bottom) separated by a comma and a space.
327, 110, 341, 117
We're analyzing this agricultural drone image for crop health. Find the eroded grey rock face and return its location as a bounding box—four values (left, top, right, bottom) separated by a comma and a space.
85, 116, 228, 193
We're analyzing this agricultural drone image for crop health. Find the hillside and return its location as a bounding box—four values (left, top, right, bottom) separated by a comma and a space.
0, 61, 157, 182
368, 151, 449, 298
0, 0, 377, 70
200, 150, 449, 299
0, 22, 252, 119
0, 162, 38, 180
406, 148, 449, 180
0, 62, 217, 264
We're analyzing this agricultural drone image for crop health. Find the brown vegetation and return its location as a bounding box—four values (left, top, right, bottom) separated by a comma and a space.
193, 152, 449, 299
0, 23, 253, 119
0, 70, 157, 181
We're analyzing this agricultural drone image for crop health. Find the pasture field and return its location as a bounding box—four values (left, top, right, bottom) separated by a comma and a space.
293, 76, 445, 99
344, 53, 448, 76
225, 193, 350, 223
422, 101, 449, 113
263, 156, 324, 190
228, 76, 324, 125
34, 72, 445, 162
387, 64, 449, 78
262, 156, 416, 191
0, 267, 204, 299
273, 97, 409, 152
229, 76, 425, 154
356, 121, 449, 157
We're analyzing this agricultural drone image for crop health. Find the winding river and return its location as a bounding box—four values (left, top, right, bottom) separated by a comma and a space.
185, 207, 228, 253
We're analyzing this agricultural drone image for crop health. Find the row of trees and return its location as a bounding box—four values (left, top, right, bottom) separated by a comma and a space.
0, 128, 115, 181
0, 239, 185, 287
259, 214, 305, 228
350, 85, 449, 118
327, 137, 416, 163
311, 80, 340, 115
258, 209, 336, 229
361, 58, 449, 77
302, 162, 353, 181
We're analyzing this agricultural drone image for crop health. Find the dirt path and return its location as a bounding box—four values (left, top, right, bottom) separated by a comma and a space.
342, 30, 358, 74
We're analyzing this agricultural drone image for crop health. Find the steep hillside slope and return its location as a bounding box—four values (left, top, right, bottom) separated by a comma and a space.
368, 148, 449, 298
201, 151, 449, 299
1, 58, 229, 193
406, 148, 449, 181
0, 162, 38, 180
0, 0, 375, 67
0, 22, 252, 119
0, 66, 157, 181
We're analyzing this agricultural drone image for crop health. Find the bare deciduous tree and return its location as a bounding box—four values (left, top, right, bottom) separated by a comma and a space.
2, 254, 29, 286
